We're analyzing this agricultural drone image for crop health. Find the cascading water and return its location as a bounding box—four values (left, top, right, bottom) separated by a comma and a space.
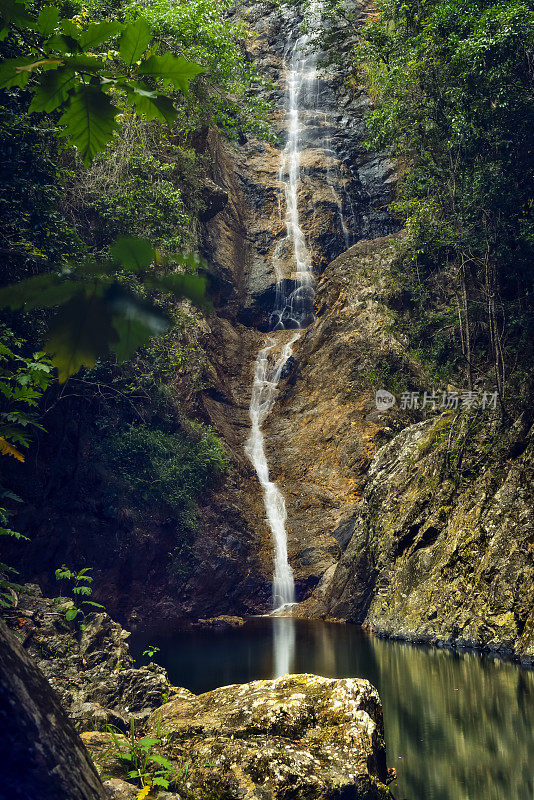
245, 2, 323, 626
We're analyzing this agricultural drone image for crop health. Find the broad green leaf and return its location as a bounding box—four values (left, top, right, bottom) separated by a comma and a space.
45, 293, 118, 382
78, 21, 124, 49
0, 56, 35, 88
110, 236, 155, 271
0, 0, 33, 26
60, 19, 82, 41
138, 53, 205, 94
110, 315, 157, 363
34, 5, 59, 36
143, 272, 208, 308
63, 54, 103, 72
127, 88, 177, 126
65, 608, 79, 621
59, 85, 119, 166
29, 68, 75, 113
119, 17, 152, 67
0, 274, 87, 310
43, 34, 71, 54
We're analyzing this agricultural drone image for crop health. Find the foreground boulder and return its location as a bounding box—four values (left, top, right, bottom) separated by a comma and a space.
0, 620, 106, 800
147, 673, 393, 799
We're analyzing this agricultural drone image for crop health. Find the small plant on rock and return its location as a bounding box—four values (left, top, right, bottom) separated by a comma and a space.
108, 719, 184, 796
54, 565, 105, 628
142, 644, 160, 660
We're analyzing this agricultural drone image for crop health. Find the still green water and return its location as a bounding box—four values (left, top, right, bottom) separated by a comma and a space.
130, 618, 534, 800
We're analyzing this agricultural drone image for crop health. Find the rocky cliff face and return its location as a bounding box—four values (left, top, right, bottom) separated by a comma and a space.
199, 0, 534, 662
195, 0, 399, 613
324, 406, 534, 664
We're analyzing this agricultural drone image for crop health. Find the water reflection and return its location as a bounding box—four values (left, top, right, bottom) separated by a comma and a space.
273, 616, 296, 677
130, 619, 534, 800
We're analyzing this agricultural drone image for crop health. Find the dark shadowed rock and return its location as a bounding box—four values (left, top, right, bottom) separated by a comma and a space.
0, 619, 106, 800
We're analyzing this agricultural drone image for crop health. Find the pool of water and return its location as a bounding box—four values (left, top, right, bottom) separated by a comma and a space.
130, 618, 534, 800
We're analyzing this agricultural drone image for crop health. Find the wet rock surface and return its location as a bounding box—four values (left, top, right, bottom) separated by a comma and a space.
264, 233, 419, 602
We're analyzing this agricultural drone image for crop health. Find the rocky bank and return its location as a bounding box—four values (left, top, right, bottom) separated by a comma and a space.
4, 586, 395, 800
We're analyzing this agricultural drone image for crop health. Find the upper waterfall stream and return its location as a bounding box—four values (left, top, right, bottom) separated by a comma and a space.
245, 2, 323, 618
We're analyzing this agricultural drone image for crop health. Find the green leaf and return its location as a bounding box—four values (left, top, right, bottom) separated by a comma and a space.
43, 34, 72, 54
29, 68, 76, 113
0, 274, 87, 311
63, 54, 104, 72
151, 777, 170, 789
119, 17, 152, 67
143, 272, 208, 308
0, 56, 35, 89
60, 19, 82, 41
138, 53, 205, 94
138, 737, 160, 747
110, 236, 155, 271
34, 6, 59, 36
0, 0, 33, 26
78, 21, 124, 49
82, 600, 105, 608
149, 754, 173, 770
45, 293, 118, 382
127, 87, 177, 126
59, 85, 119, 166
110, 315, 157, 363
65, 608, 79, 621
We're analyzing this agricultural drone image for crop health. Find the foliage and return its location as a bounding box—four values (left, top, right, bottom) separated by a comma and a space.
115, 0, 272, 139
54, 564, 105, 625
0, 333, 53, 606
107, 421, 228, 531
328, 0, 534, 401
142, 644, 160, 659
0, 500, 27, 607
0, 0, 205, 165
77, 139, 191, 251
0, 235, 208, 381
107, 719, 186, 793
0, 335, 52, 459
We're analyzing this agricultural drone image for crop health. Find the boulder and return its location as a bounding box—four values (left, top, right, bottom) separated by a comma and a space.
148, 673, 393, 799
0, 620, 106, 800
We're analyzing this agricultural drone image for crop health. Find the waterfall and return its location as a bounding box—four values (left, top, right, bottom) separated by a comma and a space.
245, 2, 323, 617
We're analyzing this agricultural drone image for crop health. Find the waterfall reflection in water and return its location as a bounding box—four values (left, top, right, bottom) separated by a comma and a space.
273, 617, 296, 678
130, 619, 534, 800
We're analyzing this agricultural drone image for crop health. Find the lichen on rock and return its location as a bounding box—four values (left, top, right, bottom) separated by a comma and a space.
147, 673, 394, 799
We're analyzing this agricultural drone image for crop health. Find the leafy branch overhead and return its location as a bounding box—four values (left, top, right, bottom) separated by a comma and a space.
0, 238, 210, 382
0, 1, 206, 164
